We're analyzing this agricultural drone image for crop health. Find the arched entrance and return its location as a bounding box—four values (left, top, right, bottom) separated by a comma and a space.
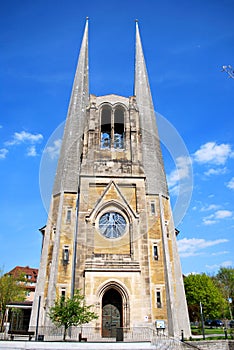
102, 288, 122, 338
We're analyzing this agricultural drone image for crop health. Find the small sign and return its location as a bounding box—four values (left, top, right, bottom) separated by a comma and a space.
156, 320, 165, 329
144, 315, 148, 322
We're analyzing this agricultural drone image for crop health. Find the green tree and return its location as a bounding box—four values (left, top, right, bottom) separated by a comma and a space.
0, 268, 26, 331
214, 267, 234, 319
184, 273, 226, 322
48, 289, 98, 341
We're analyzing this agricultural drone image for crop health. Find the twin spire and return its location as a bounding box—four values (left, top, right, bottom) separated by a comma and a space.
78, 17, 153, 105
68, 17, 155, 122
53, 18, 168, 196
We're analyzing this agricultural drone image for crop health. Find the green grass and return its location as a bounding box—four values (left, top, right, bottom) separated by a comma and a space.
204, 328, 225, 334
192, 326, 227, 335
190, 336, 233, 341
190, 326, 234, 340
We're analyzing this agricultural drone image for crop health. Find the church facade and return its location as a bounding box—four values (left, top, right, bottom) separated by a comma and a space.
30, 20, 191, 339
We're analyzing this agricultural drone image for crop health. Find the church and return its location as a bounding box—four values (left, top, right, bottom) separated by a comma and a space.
30, 19, 191, 340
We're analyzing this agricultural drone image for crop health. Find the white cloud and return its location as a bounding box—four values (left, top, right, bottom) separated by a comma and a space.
205, 263, 220, 270
215, 210, 232, 219
178, 237, 228, 258
193, 142, 234, 165
203, 218, 217, 225
183, 271, 200, 276
26, 145, 37, 157
227, 177, 234, 190
3, 130, 43, 157
167, 156, 192, 195
0, 148, 8, 159
204, 167, 227, 176
211, 251, 229, 256
5, 131, 43, 146
206, 260, 233, 270
168, 184, 179, 196
203, 209, 232, 225
220, 260, 233, 268
45, 139, 62, 160
200, 204, 220, 212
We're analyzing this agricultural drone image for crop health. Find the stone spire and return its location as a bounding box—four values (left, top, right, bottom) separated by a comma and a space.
53, 18, 89, 195
134, 21, 168, 196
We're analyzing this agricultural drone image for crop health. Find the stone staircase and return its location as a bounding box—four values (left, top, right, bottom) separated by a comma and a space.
151, 336, 201, 349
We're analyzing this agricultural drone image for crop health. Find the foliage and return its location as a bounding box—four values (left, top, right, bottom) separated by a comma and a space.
48, 289, 98, 341
184, 273, 226, 322
0, 268, 26, 331
213, 267, 234, 319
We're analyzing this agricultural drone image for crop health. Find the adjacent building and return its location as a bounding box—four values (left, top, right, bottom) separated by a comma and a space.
6, 266, 38, 331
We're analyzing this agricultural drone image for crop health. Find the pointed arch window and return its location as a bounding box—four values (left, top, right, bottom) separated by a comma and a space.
101, 106, 111, 149
100, 105, 125, 149
114, 107, 124, 149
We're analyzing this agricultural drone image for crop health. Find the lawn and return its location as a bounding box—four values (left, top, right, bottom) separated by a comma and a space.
191, 326, 234, 339
204, 328, 226, 335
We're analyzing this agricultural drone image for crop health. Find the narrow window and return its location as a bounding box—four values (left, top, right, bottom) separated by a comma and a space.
101, 106, 111, 148
156, 290, 162, 308
52, 226, 56, 238
66, 209, 72, 223
63, 246, 69, 265
151, 202, 156, 215
153, 245, 158, 260
114, 107, 124, 149
61, 289, 66, 301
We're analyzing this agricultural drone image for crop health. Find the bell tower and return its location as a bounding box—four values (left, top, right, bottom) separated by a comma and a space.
30, 19, 191, 339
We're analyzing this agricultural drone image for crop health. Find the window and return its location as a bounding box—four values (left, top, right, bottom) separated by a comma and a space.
63, 246, 69, 265
52, 226, 56, 238
150, 202, 156, 215
66, 209, 72, 223
100, 105, 124, 149
99, 211, 126, 239
156, 290, 162, 308
101, 106, 111, 148
114, 107, 124, 149
153, 245, 158, 260
61, 289, 66, 299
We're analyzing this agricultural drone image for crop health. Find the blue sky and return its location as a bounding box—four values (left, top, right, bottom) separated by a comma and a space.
1, 0, 234, 275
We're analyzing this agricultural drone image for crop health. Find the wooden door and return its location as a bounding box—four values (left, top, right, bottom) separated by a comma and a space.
102, 303, 121, 337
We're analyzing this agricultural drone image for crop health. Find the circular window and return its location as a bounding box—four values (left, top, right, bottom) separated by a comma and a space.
99, 212, 126, 239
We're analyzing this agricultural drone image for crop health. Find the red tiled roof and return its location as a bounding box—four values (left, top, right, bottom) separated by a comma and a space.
7, 266, 38, 283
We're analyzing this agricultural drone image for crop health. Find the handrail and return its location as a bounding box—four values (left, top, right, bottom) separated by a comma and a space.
28, 325, 202, 348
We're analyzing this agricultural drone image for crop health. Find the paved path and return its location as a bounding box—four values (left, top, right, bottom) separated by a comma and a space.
0, 341, 155, 350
